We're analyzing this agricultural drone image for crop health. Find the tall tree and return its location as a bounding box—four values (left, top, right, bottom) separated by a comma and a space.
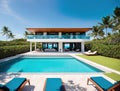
112, 7, 120, 33
24, 31, 33, 38
90, 25, 104, 39
99, 16, 113, 36
1, 26, 10, 41
24, 31, 29, 38
113, 7, 120, 22
8, 32, 15, 40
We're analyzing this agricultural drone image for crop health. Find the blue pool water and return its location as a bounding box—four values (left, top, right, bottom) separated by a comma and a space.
0, 56, 103, 72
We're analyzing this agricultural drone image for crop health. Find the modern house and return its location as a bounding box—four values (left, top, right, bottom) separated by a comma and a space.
26, 28, 92, 52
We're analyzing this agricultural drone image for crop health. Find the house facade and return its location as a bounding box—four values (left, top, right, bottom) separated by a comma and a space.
26, 28, 91, 52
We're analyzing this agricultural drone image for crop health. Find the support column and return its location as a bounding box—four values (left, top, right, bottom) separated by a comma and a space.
59, 32, 62, 38
30, 42, 32, 52
70, 33, 73, 39
81, 42, 85, 52
59, 42, 63, 52
43, 32, 47, 38
35, 42, 37, 51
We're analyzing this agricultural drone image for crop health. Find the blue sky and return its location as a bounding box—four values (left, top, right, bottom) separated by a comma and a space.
0, 0, 119, 40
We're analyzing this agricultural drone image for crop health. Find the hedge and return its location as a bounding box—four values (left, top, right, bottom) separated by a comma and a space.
85, 42, 120, 59
0, 41, 29, 46
0, 45, 30, 59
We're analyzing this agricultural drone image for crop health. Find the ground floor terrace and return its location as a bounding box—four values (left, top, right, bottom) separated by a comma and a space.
30, 42, 85, 52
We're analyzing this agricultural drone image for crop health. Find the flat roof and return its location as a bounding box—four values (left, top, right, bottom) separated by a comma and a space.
26, 28, 92, 33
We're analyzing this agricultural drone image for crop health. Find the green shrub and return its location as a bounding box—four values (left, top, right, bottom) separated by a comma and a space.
85, 42, 92, 51
0, 39, 29, 46
0, 45, 30, 59
85, 41, 120, 59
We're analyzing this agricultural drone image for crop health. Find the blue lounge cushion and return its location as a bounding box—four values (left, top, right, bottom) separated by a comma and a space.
107, 80, 120, 90
5, 78, 26, 91
0, 84, 3, 87
0, 84, 9, 91
45, 78, 63, 91
91, 77, 113, 91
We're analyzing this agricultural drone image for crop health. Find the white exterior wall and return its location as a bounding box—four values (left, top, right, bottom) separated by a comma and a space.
27, 39, 89, 42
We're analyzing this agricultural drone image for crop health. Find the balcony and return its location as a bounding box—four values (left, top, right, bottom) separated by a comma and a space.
27, 35, 90, 39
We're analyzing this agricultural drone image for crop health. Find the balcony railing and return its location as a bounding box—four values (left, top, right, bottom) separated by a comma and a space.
27, 35, 90, 39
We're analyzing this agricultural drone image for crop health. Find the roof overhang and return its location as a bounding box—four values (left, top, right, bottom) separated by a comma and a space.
26, 28, 92, 33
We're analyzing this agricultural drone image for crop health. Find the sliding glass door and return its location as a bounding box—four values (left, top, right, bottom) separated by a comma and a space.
42, 42, 58, 51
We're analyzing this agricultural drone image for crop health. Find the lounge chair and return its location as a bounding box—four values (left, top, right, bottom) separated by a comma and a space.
83, 51, 97, 56
43, 78, 65, 91
0, 77, 30, 91
75, 49, 80, 52
87, 76, 120, 91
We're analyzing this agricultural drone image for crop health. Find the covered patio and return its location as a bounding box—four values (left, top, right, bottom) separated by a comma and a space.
29, 41, 85, 52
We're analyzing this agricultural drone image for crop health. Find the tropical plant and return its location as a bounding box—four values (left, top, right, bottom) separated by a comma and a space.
90, 25, 104, 39
24, 31, 29, 38
113, 7, 120, 22
1, 26, 10, 40
24, 31, 33, 38
1, 26, 15, 40
112, 23, 120, 33
8, 32, 15, 40
99, 16, 113, 36
112, 7, 120, 33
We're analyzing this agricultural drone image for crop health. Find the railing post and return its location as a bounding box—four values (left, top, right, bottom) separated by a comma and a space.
59, 32, 62, 38
43, 32, 47, 38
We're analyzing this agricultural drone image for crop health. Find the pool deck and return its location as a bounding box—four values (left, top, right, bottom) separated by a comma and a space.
0, 51, 119, 91
0, 73, 115, 91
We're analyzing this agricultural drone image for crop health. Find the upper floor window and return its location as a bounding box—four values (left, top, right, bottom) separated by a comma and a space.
47, 32, 58, 35
36, 32, 43, 35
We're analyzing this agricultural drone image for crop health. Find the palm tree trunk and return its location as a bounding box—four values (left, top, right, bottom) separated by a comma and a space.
6, 35, 7, 41
106, 28, 107, 37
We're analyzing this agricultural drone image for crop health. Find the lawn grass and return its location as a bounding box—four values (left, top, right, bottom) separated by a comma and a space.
104, 73, 120, 81
78, 55, 120, 72
78, 55, 120, 81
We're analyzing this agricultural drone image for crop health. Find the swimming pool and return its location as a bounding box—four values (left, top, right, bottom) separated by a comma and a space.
0, 56, 103, 72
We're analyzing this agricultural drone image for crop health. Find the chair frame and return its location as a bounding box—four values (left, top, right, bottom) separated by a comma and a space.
18, 79, 30, 91
87, 78, 120, 91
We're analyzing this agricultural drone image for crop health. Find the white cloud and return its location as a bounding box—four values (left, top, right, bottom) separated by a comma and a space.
0, 0, 28, 25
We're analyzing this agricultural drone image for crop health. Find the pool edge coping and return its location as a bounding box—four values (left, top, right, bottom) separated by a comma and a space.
70, 54, 120, 75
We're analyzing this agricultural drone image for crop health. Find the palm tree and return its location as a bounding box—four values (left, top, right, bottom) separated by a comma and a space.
90, 25, 104, 39
99, 16, 113, 36
113, 23, 120, 33
112, 7, 120, 33
24, 31, 33, 38
1, 26, 10, 41
8, 32, 15, 40
98, 28, 104, 38
24, 31, 29, 38
113, 7, 120, 22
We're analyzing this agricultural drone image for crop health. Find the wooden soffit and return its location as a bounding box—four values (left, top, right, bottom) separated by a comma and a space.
26, 28, 92, 33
